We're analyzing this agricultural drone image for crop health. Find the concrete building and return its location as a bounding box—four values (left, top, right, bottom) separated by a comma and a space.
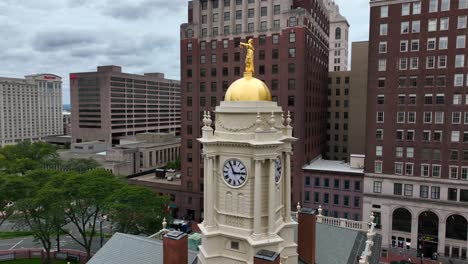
326, 71, 350, 161
59, 133, 181, 176
0, 74, 63, 147
63, 110, 71, 135
178, 0, 330, 221
326, 42, 369, 161
365, 0, 468, 260
303, 154, 364, 221
348, 41, 369, 156
70, 66, 181, 145
324, 0, 349, 72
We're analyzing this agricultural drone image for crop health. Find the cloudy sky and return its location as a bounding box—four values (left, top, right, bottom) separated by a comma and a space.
0, 0, 369, 104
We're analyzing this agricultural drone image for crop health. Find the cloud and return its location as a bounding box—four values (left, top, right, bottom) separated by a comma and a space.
103, 0, 186, 20
32, 30, 97, 52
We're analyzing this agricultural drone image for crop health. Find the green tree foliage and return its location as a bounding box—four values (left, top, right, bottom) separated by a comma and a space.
0, 142, 58, 174
165, 156, 181, 170
107, 186, 170, 235
60, 158, 100, 173
5, 168, 168, 261
14, 170, 66, 264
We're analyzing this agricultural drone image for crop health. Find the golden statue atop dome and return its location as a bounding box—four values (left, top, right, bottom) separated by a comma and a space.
240, 39, 255, 74
224, 38, 272, 101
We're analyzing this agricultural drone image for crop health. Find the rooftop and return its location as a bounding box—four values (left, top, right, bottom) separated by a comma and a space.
87, 233, 198, 264
302, 158, 364, 174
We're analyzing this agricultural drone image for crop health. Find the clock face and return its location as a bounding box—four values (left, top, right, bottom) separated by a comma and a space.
275, 157, 282, 184
223, 159, 247, 188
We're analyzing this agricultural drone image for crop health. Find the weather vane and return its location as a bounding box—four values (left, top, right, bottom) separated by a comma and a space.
239, 38, 254, 74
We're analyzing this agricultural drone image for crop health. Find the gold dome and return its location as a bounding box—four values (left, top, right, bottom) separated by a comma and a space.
224, 72, 272, 101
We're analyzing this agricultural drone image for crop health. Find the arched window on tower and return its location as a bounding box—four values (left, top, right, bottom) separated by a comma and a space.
335, 27, 342, 40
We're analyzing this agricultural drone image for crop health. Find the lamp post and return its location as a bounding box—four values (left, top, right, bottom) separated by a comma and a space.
420, 253, 423, 264
99, 215, 107, 248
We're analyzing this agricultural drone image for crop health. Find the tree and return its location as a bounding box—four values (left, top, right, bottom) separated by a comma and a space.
60, 169, 123, 259
61, 158, 100, 173
0, 142, 58, 174
14, 171, 65, 264
0, 173, 33, 227
107, 186, 170, 235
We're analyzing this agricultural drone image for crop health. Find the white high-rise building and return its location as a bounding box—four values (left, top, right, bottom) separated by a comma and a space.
324, 0, 349, 72
0, 74, 63, 147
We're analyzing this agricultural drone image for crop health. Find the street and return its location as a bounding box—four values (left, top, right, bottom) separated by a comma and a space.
0, 220, 112, 253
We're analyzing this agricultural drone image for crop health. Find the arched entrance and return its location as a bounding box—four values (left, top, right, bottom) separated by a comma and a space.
418, 211, 439, 257
393, 208, 412, 232
445, 214, 467, 259
392, 208, 412, 248
446, 214, 467, 241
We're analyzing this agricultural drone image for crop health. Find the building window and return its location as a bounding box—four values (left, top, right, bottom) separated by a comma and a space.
376, 146, 383, 157
380, 5, 388, 18
401, 3, 410, 15
378, 59, 386, 71
274, 4, 280, 14
335, 27, 342, 40
429, 0, 438, 12
375, 161, 383, 173
412, 20, 420, 33
404, 184, 413, 196
432, 165, 441, 177
379, 41, 387, 53
395, 162, 403, 175
289, 32, 296, 43
431, 186, 440, 199
380, 24, 388, 36
420, 185, 429, 198
394, 183, 403, 195
450, 166, 459, 179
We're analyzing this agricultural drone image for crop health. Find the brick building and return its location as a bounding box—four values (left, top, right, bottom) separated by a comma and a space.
303, 154, 364, 221
173, 0, 330, 221
364, 0, 468, 260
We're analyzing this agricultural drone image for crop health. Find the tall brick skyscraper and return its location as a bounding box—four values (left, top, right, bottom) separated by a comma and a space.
364, 0, 468, 260
179, 0, 329, 221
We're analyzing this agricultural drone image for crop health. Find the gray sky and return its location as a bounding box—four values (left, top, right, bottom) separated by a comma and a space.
0, 0, 369, 104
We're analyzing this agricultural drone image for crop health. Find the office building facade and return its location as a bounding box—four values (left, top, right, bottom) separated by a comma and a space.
0, 74, 63, 147
70, 66, 181, 145
364, 0, 468, 260
178, 0, 330, 221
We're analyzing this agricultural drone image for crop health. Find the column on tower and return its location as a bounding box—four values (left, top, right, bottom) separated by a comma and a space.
253, 158, 263, 236
268, 158, 276, 235
284, 152, 292, 221
206, 155, 215, 227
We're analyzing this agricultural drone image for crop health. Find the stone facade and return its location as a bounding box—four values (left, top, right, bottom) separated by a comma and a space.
198, 100, 297, 264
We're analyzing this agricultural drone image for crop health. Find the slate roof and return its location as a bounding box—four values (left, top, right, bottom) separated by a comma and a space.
314, 223, 382, 264
87, 233, 198, 264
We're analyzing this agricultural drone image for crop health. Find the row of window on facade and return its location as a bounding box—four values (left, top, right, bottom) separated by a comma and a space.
376, 129, 468, 147
378, 55, 468, 72
186, 34, 293, 52
374, 160, 468, 180
200, 0, 276, 10
379, 16, 467, 36
187, 47, 297, 66
201, 5, 280, 21
377, 93, 468, 107
304, 191, 361, 210
376, 111, 468, 126
379, 0, 467, 19
305, 176, 361, 191
376, 75, 468, 89
373, 181, 468, 202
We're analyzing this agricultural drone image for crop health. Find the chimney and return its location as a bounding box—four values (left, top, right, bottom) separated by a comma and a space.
254, 249, 280, 264
298, 208, 316, 264
163, 230, 188, 264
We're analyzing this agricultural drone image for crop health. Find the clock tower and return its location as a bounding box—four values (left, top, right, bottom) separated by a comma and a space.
197, 41, 298, 264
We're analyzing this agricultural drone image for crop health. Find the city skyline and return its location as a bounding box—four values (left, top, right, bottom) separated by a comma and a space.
0, 0, 369, 104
